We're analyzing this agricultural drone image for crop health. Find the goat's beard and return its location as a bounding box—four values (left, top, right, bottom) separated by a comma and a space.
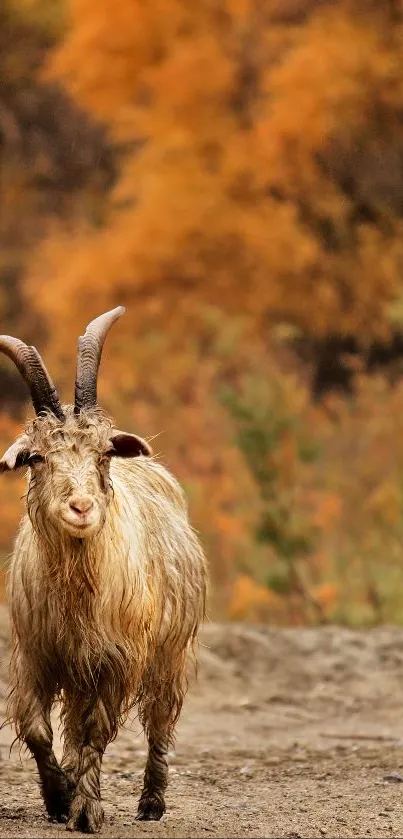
27, 489, 107, 592
29, 515, 106, 657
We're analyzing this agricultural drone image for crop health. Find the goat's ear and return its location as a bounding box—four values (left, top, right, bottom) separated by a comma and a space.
0, 435, 31, 472
108, 432, 152, 459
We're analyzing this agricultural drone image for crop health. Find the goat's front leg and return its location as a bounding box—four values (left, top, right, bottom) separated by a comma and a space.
12, 685, 72, 822
64, 693, 111, 834
60, 725, 80, 794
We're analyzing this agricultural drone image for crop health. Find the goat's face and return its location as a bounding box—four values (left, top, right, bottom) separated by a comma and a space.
0, 409, 151, 540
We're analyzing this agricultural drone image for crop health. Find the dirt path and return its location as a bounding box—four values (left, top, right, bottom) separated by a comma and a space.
2, 607, 403, 837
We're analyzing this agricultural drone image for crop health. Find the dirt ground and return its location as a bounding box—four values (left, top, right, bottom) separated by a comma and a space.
2, 607, 403, 837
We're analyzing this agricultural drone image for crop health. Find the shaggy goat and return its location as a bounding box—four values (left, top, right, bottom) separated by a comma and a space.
0, 307, 207, 833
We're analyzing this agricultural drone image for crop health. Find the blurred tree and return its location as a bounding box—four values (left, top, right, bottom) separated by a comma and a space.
40, 0, 403, 341
3, 0, 403, 621
11, 0, 403, 619
0, 1, 115, 412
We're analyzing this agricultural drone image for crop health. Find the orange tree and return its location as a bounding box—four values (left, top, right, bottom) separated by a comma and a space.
9, 0, 403, 617
33, 0, 403, 340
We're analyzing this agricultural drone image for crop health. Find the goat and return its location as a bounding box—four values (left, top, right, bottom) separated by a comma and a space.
0, 307, 207, 833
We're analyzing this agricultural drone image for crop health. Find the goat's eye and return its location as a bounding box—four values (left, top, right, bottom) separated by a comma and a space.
28, 453, 44, 466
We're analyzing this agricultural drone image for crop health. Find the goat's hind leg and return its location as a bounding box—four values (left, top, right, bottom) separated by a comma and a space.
136, 733, 169, 821
136, 663, 185, 822
13, 686, 72, 822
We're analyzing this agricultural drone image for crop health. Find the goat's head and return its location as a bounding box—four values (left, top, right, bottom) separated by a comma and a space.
0, 308, 152, 539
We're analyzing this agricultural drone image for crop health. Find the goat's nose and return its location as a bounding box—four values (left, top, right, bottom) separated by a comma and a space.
69, 496, 94, 516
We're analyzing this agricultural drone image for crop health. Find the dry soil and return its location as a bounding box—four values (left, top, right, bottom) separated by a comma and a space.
2, 606, 403, 837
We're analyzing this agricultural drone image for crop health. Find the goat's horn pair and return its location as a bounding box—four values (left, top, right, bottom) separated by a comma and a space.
0, 306, 125, 419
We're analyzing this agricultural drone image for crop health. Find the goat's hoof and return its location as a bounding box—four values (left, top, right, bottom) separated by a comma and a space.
66, 795, 104, 834
136, 794, 166, 821
48, 813, 69, 824
44, 784, 73, 823
48, 812, 69, 824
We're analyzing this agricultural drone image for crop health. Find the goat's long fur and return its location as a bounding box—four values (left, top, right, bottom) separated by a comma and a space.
4, 407, 207, 831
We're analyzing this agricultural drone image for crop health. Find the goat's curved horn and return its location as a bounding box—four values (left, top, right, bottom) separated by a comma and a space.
74, 306, 125, 413
0, 336, 65, 420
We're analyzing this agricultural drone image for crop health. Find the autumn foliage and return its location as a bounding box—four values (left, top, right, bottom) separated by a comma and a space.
2, 0, 403, 623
